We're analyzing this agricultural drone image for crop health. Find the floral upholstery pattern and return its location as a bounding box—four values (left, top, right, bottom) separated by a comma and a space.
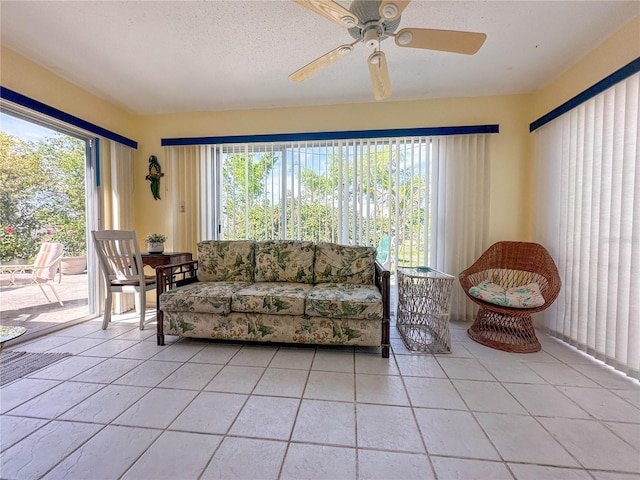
254, 240, 315, 283
160, 240, 387, 354
469, 280, 545, 308
306, 283, 383, 320
160, 281, 251, 314
163, 311, 380, 346
197, 241, 255, 282
232, 282, 313, 315
313, 242, 376, 285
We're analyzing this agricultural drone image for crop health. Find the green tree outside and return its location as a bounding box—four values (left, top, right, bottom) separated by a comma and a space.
220, 142, 431, 267
0, 131, 86, 261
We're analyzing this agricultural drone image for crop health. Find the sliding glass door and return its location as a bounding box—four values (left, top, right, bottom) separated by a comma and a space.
215, 137, 437, 270
0, 111, 99, 337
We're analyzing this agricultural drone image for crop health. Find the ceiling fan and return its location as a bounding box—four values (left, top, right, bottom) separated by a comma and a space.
289, 0, 487, 101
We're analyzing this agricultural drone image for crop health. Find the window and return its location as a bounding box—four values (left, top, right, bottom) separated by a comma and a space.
215, 138, 434, 267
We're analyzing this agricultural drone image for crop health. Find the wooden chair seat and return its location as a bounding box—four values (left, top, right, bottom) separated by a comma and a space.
110, 275, 156, 286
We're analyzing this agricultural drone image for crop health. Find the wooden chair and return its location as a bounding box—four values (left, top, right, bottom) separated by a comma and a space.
92, 230, 156, 330
0, 242, 64, 306
459, 241, 561, 353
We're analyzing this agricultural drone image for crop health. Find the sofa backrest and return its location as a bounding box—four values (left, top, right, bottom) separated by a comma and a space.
255, 240, 315, 283
197, 240, 376, 284
313, 242, 376, 285
197, 240, 255, 282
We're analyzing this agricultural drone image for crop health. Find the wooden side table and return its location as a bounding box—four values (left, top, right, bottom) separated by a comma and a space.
141, 252, 192, 269
396, 266, 455, 353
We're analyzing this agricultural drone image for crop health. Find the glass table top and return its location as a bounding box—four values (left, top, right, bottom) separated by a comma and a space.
397, 266, 455, 279
0, 325, 27, 344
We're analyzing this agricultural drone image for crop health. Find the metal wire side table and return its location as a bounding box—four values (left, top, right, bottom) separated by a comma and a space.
396, 266, 455, 353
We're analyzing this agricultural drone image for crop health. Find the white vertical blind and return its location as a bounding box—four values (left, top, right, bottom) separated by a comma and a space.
165, 146, 213, 255
216, 135, 490, 314
534, 72, 639, 379
433, 135, 491, 321
99, 139, 135, 313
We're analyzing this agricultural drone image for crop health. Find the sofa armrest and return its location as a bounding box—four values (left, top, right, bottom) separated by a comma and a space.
156, 260, 199, 345
375, 260, 391, 358
156, 260, 199, 294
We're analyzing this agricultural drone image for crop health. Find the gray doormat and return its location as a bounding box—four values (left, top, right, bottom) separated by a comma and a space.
0, 351, 71, 386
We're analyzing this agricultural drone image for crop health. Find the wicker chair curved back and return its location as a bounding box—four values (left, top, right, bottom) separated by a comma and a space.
459, 241, 561, 353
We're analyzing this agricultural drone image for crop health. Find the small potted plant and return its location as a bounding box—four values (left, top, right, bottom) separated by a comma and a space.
145, 233, 167, 253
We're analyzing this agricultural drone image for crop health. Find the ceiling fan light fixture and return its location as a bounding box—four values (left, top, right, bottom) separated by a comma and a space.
396, 30, 413, 46
338, 46, 353, 56
381, 3, 398, 19
340, 15, 357, 28
369, 52, 381, 65
363, 27, 382, 49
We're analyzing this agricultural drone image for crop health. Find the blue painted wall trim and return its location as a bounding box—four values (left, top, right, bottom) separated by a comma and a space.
530, 57, 640, 132
0, 86, 138, 149
95, 138, 101, 187
161, 124, 499, 146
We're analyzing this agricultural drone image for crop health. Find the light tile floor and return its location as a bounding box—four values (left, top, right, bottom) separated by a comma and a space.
1, 313, 639, 480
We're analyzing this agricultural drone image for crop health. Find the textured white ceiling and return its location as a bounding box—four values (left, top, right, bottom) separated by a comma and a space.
2, 1, 638, 115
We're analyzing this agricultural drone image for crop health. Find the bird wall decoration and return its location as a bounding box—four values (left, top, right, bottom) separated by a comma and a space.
145, 155, 164, 200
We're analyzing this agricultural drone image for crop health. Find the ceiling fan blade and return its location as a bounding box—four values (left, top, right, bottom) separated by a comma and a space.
378, 0, 411, 21
289, 44, 354, 82
292, 0, 358, 29
394, 28, 487, 55
368, 51, 391, 101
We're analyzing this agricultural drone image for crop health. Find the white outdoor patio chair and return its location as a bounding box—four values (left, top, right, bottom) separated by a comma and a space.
0, 242, 65, 306
92, 230, 156, 330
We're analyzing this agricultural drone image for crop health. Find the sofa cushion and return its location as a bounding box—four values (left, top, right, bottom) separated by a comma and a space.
313, 242, 376, 284
160, 281, 251, 314
254, 240, 315, 283
306, 283, 383, 320
197, 240, 255, 282
232, 282, 313, 315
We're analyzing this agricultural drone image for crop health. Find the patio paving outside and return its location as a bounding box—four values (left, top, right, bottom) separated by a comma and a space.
0, 272, 92, 342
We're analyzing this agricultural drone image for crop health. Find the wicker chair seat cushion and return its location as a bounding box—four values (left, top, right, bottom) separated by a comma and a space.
469, 280, 545, 308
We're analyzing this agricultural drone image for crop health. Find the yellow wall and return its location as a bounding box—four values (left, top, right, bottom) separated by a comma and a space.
2, 14, 638, 247
533, 16, 640, 120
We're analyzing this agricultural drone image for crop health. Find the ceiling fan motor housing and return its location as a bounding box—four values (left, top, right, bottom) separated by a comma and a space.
347, 0, 401, 43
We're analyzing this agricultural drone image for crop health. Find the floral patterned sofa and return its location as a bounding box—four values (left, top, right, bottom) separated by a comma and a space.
156, 240, 391, 357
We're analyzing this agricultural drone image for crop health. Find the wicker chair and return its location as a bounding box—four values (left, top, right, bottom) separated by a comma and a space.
459, 241, 561, 353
